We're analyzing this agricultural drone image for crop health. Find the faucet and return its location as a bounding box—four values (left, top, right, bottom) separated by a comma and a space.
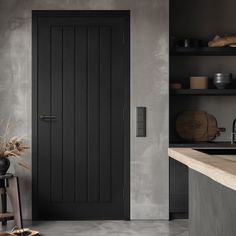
231, 118, 236, 144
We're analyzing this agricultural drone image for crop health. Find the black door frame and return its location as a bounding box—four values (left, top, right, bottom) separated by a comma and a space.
32, 10, 130, 220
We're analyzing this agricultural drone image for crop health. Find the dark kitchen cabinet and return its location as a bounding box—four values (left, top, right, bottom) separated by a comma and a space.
169, 0, 236, 218
169, 158, 188, 219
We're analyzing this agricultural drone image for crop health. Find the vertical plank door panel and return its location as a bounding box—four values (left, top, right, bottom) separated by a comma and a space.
75, 26, 88, 202
87, 26, 100, 202
62, 26, 75, 202
37, 21, 51, 208
51, 26, 63, 202
99, 26, 112, 202
110, 24, 125, 204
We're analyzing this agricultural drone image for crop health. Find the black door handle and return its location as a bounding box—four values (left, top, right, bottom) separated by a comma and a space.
39, 115, 56, 121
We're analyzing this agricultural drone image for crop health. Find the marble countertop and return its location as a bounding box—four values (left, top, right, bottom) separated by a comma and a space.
168, 148, 236, 191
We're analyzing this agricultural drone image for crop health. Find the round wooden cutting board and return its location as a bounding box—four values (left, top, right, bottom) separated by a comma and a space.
176, 111, 225, 142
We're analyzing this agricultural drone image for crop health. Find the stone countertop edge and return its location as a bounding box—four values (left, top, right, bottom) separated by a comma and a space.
168, 148, 236, 191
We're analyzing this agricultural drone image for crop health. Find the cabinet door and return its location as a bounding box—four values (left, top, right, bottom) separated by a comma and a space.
169, 158, 188, 218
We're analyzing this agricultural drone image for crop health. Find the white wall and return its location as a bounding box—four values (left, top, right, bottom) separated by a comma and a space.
0, 0, 169, 219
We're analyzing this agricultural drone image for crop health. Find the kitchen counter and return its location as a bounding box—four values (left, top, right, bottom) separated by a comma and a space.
168, 147, 236, 191
169, 147, 236, 236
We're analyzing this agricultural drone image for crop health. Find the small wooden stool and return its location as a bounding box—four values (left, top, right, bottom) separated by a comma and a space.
0, 174, 22, 229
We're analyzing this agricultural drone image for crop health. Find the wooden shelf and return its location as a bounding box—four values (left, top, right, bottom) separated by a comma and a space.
170, 47, 236, 56
170, 89, 236, 96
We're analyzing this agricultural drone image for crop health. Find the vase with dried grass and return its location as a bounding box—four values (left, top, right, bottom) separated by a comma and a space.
0, 118, 30, 176
0, 136, 29, 175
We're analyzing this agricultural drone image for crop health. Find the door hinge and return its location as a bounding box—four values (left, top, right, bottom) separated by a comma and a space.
123, 188, 125, 200
122, 32, 125, 44
123, 108, 125, 120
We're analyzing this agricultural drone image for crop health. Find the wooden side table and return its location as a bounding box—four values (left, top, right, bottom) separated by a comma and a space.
0, 174, 23, 229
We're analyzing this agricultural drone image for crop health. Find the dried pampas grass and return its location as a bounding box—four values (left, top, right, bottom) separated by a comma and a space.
0, 117, 30, 170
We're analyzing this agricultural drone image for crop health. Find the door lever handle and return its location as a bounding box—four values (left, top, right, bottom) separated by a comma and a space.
39, 115, 56, 120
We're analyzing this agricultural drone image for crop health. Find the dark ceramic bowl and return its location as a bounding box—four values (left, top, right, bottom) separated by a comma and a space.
213, 73, 232, 89
0, 157, 10, 175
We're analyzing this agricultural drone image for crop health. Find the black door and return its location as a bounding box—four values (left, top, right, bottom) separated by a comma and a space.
32, 11, 130, 220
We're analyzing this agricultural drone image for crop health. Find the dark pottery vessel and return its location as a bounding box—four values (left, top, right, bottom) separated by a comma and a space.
0, 157, 10, 175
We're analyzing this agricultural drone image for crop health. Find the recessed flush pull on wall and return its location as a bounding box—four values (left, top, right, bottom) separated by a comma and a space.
39, 115, 57, 121
136, 107, 146, 137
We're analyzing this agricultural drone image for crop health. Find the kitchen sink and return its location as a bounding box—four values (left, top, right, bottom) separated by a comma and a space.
194, 148, 236, 155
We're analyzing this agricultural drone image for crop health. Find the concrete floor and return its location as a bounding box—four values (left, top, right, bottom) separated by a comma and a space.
1, 220, 188, 236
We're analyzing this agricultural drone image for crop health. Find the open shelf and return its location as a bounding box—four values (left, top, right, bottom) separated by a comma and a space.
170, 47, 236, 56
169, 142, 236, 148
170, 89, 236, 96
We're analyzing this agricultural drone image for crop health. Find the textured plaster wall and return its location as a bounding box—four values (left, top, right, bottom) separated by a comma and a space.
0, 0, 169, 219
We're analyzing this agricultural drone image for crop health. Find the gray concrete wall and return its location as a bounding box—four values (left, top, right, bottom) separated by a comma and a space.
0, 0, 169, 219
